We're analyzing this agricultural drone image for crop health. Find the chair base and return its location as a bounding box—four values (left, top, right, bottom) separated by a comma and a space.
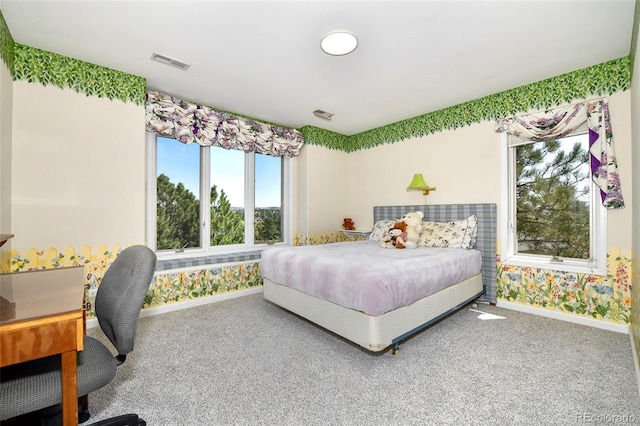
2, 407, 145, 426
89, 414, 146, 426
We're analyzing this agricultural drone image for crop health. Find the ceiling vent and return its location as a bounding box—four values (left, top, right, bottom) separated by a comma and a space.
150, 52, 191, 71
313, 109, 334, 121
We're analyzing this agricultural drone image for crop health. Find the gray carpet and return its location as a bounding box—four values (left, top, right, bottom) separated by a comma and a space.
85, 293, 640, 425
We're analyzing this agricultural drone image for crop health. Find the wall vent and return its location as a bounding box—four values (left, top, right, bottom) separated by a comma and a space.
150, 52, 191, 71
313, 109, 334, 121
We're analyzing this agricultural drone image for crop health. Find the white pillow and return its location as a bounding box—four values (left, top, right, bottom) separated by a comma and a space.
369, 219, 397, 241
419, 215, 478, 249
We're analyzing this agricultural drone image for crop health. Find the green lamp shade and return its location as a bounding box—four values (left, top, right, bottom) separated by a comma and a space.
407, 174, 429, 190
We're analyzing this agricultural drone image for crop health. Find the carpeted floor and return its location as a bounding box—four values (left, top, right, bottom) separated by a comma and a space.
9, 292, 639, 425
80, 293, 640, 425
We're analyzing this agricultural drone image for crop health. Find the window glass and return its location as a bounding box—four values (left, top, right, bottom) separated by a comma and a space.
156, 137, 201, 251
514, 134, 590, 259
209, 147, 245, 246
504, 129, 606, 275
149, 134, 291, 255
255, 154, 283, 243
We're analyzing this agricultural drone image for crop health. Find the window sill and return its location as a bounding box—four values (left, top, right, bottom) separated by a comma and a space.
155, 250, 265, 273
502, 254, 606, 276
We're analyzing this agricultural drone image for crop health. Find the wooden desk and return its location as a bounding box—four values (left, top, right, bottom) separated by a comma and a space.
0, 266, 85, 426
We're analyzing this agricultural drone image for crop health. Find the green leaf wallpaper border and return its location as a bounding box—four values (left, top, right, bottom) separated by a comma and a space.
301, 56, 631, 153
12, 44, 146, 106
0, 8, 632, 151
0, 10, 14, 74
297, 126, 351, 152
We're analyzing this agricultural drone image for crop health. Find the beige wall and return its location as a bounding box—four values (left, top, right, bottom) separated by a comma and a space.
343, 90, 632, 254
0, 54, 12, 265
293, 141, 309, 236
604, 90, 633, 251
630, 0, 640, 369
346, 120, 501, 232
11, 82, 146, 250
296, 143, 349, 235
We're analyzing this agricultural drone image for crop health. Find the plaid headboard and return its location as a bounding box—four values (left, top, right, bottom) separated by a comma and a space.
373, 203, 497, 303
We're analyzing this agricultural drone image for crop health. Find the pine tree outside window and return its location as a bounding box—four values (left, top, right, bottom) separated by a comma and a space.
496, 99, 624, 275
144, 91, 302, 257
502, 130, 607, 275
147, 134, 291, 255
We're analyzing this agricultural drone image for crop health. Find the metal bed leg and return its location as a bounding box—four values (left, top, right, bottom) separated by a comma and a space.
391, 343, 399, 355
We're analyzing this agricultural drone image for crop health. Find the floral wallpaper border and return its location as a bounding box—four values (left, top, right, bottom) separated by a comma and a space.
632, 260, 640, 357
9, 245, 127, 318
7, 245, 263, 319
498, 248, 633, 326
300, 56, 631, 152
293, 231, 352, 246
148, 263, 262, 311
5, 239, 633, 326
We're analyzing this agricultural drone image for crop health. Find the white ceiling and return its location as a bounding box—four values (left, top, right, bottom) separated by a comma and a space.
1, 0, 635, 136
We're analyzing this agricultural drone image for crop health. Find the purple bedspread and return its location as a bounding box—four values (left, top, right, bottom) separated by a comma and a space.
260, 240, 482, 316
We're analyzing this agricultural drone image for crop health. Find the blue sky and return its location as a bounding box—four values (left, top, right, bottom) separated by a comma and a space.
157, 137, 281, 208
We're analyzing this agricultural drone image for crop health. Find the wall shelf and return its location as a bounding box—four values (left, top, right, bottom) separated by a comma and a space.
341, 230, 371, 241
0, 234, 14, 248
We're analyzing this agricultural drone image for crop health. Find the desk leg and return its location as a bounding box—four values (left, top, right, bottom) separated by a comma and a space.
61, 350, 78, 426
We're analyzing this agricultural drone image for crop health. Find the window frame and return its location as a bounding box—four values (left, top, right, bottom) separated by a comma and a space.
146, 131, 293, 259
500, 132, 607, 275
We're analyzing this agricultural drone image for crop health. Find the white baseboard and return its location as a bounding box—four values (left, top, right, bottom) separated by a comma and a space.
630, 328, 640, 401
86, 287, 263, 329
496, 300, 629, 334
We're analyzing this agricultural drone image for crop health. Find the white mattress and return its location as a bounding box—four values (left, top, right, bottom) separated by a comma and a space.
260, 240, 482, 316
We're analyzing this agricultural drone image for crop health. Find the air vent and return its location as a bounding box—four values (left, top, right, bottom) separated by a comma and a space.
313, 109, 334, 121
150, 52, 191, 71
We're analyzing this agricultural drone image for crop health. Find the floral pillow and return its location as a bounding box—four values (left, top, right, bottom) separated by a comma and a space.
369, 219, 397, 241
418, 215, 478, 249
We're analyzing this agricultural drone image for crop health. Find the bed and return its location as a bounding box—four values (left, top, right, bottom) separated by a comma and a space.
261, 203, 497, 354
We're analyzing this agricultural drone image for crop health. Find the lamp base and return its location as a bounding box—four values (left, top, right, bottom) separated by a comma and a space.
421, 186, 436, 195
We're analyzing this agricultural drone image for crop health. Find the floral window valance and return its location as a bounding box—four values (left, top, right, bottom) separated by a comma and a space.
145, 91, 304, 158
495, 98, 624, 209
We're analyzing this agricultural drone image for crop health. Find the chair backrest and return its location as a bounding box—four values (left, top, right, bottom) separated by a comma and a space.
95, 245, 157, 357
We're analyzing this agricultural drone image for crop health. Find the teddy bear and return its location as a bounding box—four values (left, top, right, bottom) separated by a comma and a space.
342, 217, 355, 230
389, 221, 408, 249
400, 211, 424, 249
379, 221, 407, 249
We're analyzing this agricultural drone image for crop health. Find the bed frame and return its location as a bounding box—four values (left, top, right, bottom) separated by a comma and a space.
262, 203, 497, 354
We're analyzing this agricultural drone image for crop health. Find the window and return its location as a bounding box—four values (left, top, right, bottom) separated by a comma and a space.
146, 133, 291, 256
502, 130, 606, 275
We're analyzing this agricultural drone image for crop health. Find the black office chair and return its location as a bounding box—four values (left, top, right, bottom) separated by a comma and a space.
0, 245, 157, 426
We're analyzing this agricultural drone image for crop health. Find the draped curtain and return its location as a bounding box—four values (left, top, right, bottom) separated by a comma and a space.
495, 98, 624, 209
145, 91, 304, 158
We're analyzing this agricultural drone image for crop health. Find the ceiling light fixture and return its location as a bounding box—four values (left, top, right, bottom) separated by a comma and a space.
320, 32, 358, 56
